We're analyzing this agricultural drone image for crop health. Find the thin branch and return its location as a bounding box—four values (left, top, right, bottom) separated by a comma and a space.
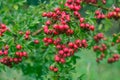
88, 3, 112, 11
32, 28, 43, 36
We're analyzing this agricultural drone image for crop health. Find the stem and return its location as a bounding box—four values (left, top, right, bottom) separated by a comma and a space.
88, 3, 112, 11
32, 28, 43, 36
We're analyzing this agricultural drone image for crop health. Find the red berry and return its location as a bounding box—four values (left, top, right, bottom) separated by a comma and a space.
16, 44, 22, 50
22, 51, 27, 57
53, 67, 58, 72
5, 45, 9, 50
89, 25, 95, 31
34, 39, 39, 44
49, 66, 54, 71
4, 50, 8, 55
25, 30, 30, 35
54, 55, 60, 62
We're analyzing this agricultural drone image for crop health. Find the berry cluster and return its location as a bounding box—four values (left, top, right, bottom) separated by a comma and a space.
49, 66, 58, 72
43, 8, 73, 35
80, 23, 95, 31
94, 33, 104, 42
65, 0, 95, 31
0, 44, 28, 67
42, 0, 94, 72
108, 54, 120, 63
42, 0, 120, 73
93, 44, 107, 52
54, 39, 87, 64
95, 10, 105, 19
24, 30, 31, 40
65, 0, 82, 11
0, 23, 8, 36
107, 8, 120, 19
95, 8, 120, 20
43, 37, 53, 46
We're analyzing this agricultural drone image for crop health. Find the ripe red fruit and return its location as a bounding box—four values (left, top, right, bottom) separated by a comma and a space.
42, 12, 47, 17
13, 58, 18, 63
89, 25, 95, 31
0, 50, 3, 55
24, 35, 30, 40
60, 58, 66, 64
45, 20, 51, 26
102, 0, 106, 4
49, 66, 54, 71
63, 47, 69, 53
75, 39, 81, 47
4, 50, 8, 55
15, 52, 20, 56
19, 52, 23, 57
58, 50, 64, 55
25, 30, 31, 35
81, 39, 87, 44
54, 55, 60, 62
16, 44, 22, 50
95, 10, 100, 15
34, 39, 39, 44
93, 46, 99, 51
5, 45, 9, 50
53, 67, 58, 72
1, 24, 6, 29
68, 42, 74, 48
22, 51, 27, 57
79, 17, 84, 23
80, 23, 85, 28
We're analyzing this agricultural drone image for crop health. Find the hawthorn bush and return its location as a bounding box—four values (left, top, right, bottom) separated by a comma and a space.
0, 0, 120, 80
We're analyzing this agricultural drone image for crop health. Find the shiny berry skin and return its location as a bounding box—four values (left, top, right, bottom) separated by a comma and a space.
49, 66, 54, 71
25, 30, 30, 35
53, 67, 58, 72
16, 44, 22, 50
34, 39, 39, 44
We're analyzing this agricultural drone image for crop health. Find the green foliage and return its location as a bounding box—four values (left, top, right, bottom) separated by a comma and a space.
0, 0, 120, 80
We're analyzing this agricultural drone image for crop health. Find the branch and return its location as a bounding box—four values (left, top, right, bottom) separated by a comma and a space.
32, 28, 43, 36
88, 3, 112, 11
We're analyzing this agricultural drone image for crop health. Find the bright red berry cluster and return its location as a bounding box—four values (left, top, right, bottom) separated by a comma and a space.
93, 44, 107, 52
107, 8, 120, 19
80, 23, 95, 31
34, 39, 39, 44
95, 10, 105, 19
94, 33, 104, 42
107, 54, 120, 63
24, 30, 31, 40
95, 8, 120, 20
65, 0, 82, 11
42, 0, 96, 72
49, 66, 58, 72
0, 44, 27, 67
0, 23, 8, 36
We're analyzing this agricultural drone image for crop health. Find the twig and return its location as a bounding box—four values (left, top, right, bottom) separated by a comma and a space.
88, 3, 112, 11
32, 28, 43, 36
